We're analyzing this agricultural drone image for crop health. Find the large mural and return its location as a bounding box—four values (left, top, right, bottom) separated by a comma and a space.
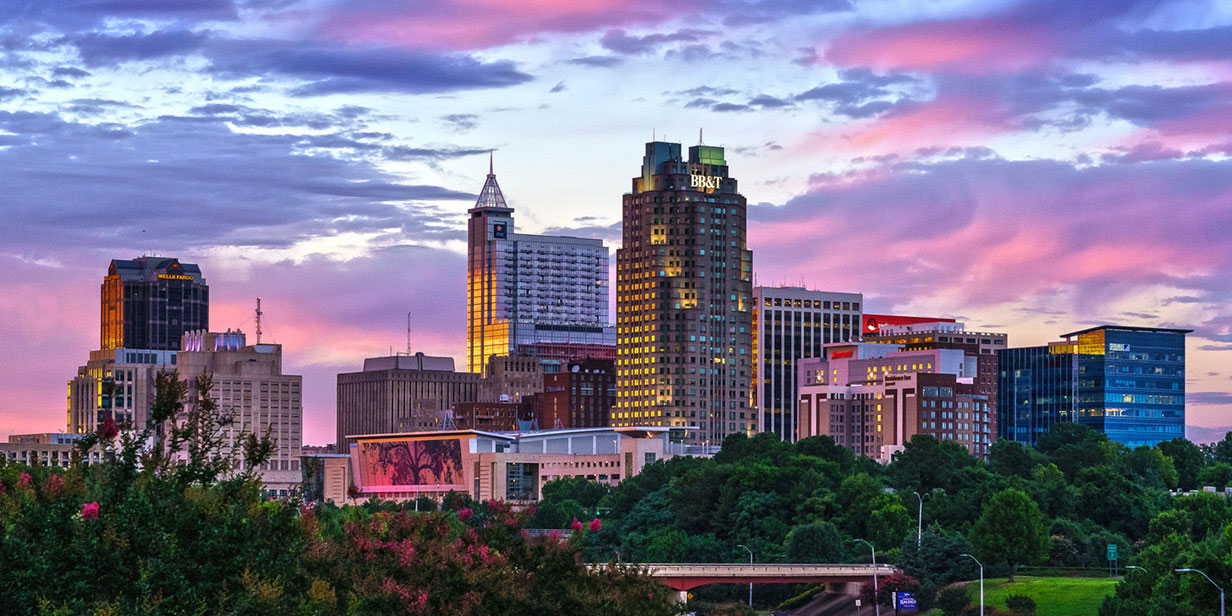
357, 438, 464, 488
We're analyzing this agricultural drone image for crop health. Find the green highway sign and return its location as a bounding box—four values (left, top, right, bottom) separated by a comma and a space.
1107, 544, 1118, 560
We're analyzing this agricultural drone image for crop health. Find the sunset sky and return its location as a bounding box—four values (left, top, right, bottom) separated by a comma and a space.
1, 0, 1230, 445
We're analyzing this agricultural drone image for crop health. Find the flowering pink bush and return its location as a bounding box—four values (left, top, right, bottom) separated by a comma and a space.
571, 517, 583, 532
44, 474, 64, 498
589, 518, 602, 532
81, 501, 100, 520
18, 472, 30, 487
457, 507, 473, 522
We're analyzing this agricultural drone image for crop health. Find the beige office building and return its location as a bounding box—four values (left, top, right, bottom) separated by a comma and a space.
177, 330, 303, 495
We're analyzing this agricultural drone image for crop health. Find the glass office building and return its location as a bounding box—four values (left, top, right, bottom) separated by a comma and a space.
998, 325, 1189, 447
1067, 325, 1189, 447
996, 342, 1079, 446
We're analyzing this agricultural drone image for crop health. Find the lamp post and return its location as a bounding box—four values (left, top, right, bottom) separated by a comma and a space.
1176, 568, 1224, 616
960, 553, 984, 616
1125, 565, 1147, 575
737, 544, 753, 608
912, 491, 923, 549
852, 539, 880, 616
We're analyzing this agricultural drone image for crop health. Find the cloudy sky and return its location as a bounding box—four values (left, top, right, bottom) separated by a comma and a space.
1, 0, 1230, 445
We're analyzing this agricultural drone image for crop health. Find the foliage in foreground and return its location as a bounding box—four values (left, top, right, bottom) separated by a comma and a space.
0, 371, 673, 615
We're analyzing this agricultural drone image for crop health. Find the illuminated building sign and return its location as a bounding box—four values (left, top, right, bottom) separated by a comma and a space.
690, 174, 721, 190
830, 350, 854, 359
157, 274, 194, 281
492, 222, 507, 239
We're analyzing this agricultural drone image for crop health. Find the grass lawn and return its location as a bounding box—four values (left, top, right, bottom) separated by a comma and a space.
962, 575, 1117, 616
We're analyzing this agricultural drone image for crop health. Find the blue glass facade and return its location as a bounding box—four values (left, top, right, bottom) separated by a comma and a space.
1072, 327, 1187, 447
996, 345, 1078, 446
997, 326, 1189, 448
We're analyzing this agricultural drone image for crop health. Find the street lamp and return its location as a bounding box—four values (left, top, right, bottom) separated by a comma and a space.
960, 553, 984, 616
1125, 565, 1147, 575
736, 544, 753, 608
912, 491, 923, 549
1176, 568, 1225, 616
852, 539, 880, 616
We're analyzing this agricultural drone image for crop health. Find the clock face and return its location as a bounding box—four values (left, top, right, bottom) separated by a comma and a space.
492, 223, 507, 239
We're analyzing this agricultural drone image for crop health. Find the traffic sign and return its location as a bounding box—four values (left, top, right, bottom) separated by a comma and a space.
1107, 544, 1118, 560
896, 592, 918, 609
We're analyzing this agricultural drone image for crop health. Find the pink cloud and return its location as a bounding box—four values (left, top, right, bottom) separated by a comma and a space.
319, 0, 690, 50
805, 96, 1017, 155
825, 19, 1056, 75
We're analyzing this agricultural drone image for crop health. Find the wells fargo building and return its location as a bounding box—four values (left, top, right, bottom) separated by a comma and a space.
613, 141, 753, 446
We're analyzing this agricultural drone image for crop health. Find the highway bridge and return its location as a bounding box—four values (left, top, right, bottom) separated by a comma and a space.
590, 563, 898, 600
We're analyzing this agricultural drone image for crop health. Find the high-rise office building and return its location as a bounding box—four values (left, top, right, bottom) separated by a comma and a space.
466, 158, 613, 374
998, 325, 1189, 447
177, 330, 302, 495
865, 320, 1006, 440
335, 353, 480, 451
752, 287, 862, 442
613, 140, 754, 446
101, 257, 208, 351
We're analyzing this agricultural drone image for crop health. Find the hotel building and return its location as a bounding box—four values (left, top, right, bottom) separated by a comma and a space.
466, 158, 613, 373
753, 287, 862, 442
614, 141, 754, 446
864, 321, 1006, 440
797, 342, 992, 461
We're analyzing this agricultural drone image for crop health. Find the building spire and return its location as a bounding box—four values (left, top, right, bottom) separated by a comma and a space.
473, 152, 508, 210
699, 127, 703, 144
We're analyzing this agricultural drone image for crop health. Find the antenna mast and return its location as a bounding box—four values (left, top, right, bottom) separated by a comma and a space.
255, 297, 263, 344
406, 311, 412, 355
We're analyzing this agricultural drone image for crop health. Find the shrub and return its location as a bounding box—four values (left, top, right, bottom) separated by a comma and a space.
938, 585, 972, 616
1006, 594, 1037, 615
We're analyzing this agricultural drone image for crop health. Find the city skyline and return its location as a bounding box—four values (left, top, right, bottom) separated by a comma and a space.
1, 0, 1230, 445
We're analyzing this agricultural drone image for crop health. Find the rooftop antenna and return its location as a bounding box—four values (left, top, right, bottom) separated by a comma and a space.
699, 127, 703, 144
489, 149, 494, 175
406, 311, 412, 355
652, 127, 656, 141
255, 297, 263, 344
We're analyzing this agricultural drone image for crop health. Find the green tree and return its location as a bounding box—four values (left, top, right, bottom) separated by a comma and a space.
1035, 423, 1117, 480
1158, 437, 1205, 491
784, 521, 844, 563
988, 440, 1046, 479
969, 488, 1049, 582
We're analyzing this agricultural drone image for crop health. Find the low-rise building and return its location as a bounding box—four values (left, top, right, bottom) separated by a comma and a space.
0, 433, 102, 467
346, 427, 676, 504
